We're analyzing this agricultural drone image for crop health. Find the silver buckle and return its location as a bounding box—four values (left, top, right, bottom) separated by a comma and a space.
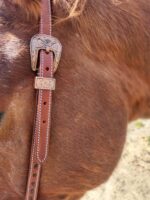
30, 34, 62, 73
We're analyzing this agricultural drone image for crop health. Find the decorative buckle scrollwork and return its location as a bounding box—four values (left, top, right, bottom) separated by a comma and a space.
30, 34, 62, 72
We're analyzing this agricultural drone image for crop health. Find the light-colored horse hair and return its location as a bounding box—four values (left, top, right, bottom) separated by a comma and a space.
53, 0, 86, 24
60, 0, 86, 17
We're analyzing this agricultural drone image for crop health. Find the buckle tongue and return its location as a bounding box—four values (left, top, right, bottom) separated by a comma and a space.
30, 34, 62, 72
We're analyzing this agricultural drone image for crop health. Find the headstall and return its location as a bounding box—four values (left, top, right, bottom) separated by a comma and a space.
25, 0, 62, 199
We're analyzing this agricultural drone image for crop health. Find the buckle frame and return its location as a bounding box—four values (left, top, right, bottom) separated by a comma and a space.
30, 34, 62, 73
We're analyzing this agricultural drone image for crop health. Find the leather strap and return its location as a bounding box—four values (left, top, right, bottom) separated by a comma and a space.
25, 1, 57, 199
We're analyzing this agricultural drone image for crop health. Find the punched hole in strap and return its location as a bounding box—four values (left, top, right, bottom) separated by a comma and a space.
34, 163, 38, 169
33, 173, 37, 177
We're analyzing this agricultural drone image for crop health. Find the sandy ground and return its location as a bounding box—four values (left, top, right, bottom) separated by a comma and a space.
82, 119, 150, 200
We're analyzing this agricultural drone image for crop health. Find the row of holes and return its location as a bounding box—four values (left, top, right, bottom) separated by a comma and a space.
29, 164, 39, 199
43, 101, 47, 124
42, 65, 51, 124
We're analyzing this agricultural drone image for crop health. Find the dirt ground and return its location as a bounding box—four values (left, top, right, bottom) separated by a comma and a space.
82, 119, 150, 200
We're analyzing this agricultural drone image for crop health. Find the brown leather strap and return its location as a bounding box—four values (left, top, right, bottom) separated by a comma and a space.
25, 1, 57, 199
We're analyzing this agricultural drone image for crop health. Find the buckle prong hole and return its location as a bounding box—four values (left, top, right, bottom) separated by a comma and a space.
34, 164, 38, 169
33, 173, 37, 177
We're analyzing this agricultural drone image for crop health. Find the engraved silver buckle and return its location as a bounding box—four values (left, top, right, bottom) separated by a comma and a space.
30, 34, 62, 72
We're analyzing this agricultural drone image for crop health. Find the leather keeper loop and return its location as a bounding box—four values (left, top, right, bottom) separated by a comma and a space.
34, 77, 56, 90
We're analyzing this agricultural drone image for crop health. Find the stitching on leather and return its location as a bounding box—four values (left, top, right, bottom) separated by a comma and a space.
43, 53, 53, 162
34, 165, 41, 198
36, 0, 52, 163
26, 4, 45, 196
36, 58, 44, 162
25, 1, 52, 198
42, 0, 53, 162
26, 119, 37, 198
36, 0, 44, 162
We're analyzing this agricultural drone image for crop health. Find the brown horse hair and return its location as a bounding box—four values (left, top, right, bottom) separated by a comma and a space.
12, 0, 86, 21
13, 0, 41, 19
